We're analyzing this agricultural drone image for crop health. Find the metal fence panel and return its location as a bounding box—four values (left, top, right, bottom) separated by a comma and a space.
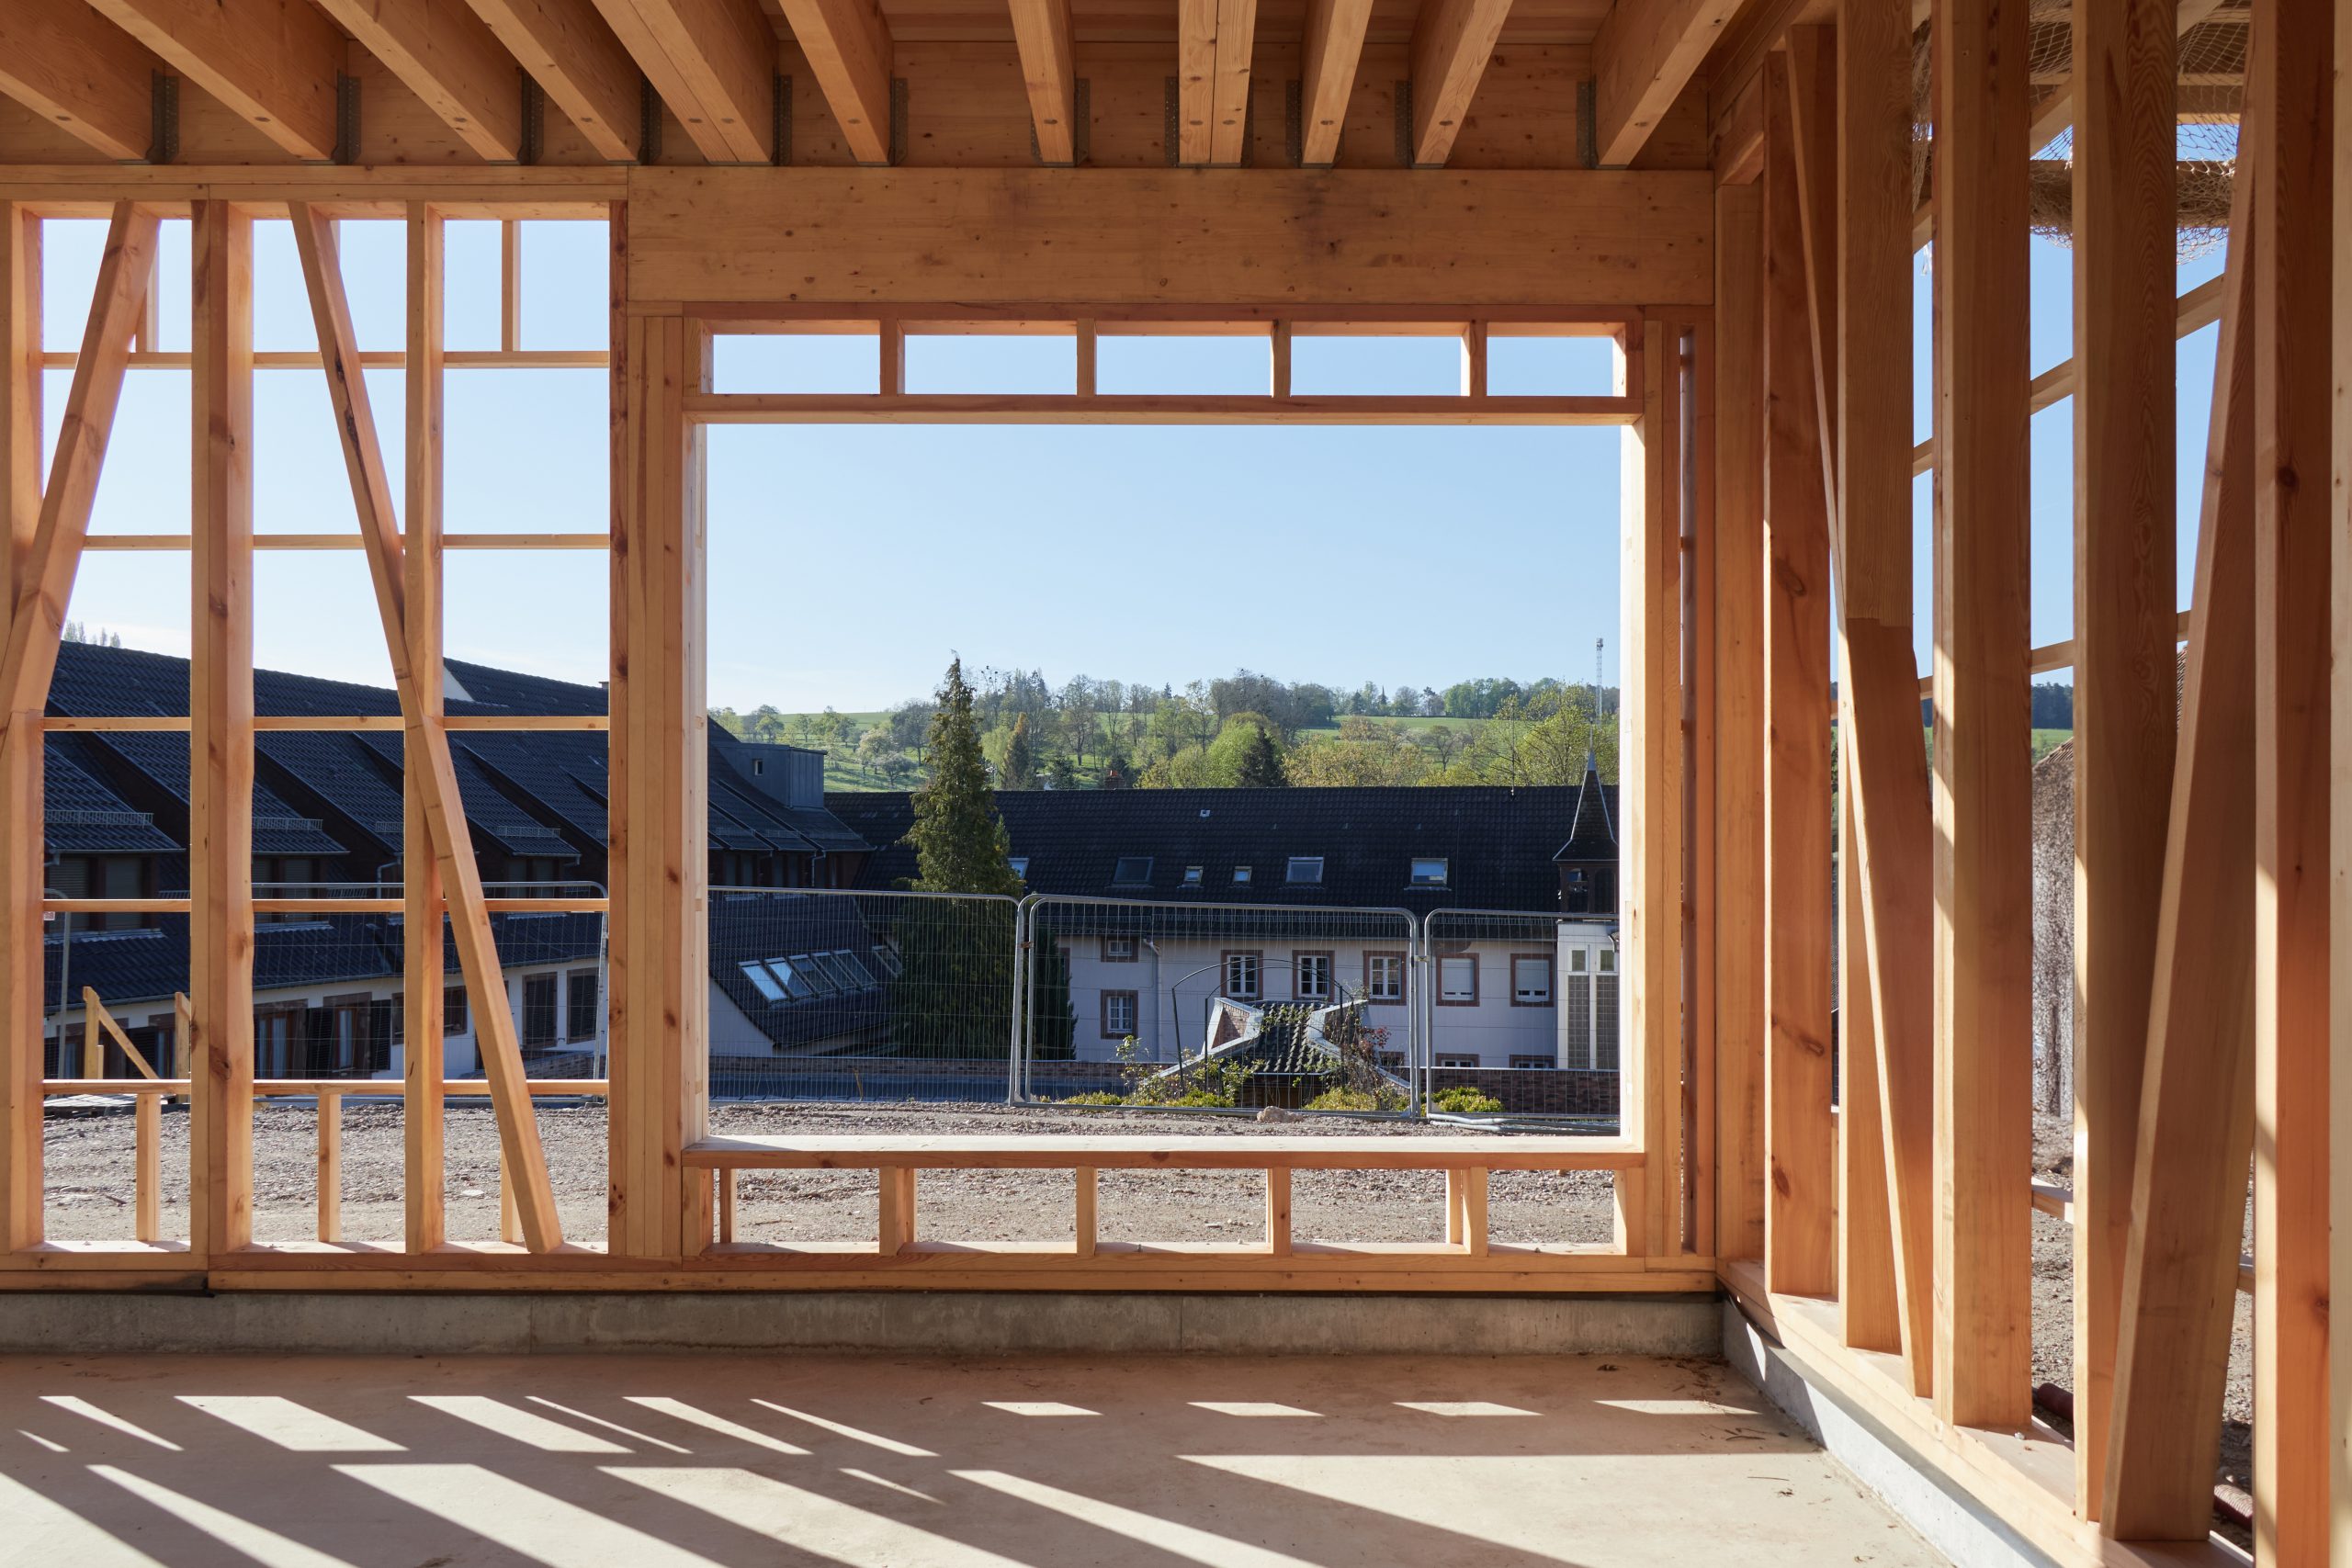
1421, 908, 1620, 1130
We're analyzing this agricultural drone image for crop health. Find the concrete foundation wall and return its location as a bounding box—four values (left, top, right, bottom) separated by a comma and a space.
0, 1290, 1721, 1358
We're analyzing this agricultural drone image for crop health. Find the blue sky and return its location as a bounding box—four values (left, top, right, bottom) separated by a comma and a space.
42, 213, 2223, 715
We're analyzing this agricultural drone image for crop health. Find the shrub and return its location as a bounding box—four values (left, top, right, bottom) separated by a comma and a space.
1057, 1091, 1125, 1106
1430, 1086, 1505, 1114
1305, 1083, 1408, 1113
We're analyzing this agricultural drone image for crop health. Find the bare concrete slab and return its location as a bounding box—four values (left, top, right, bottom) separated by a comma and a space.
0, 1349, 1944, 1565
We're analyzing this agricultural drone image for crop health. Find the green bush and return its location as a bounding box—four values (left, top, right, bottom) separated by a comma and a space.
1057, 1091, 1125, 1106
1430, 1086, 1505, 1114
1305, 1083, 1408, 1113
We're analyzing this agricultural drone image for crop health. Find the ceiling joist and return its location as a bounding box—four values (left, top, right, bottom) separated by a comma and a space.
1176, 0, 1257, 165
312, 0, 526, 163
1298, 0, 1375, 167
1594, 0, 1744, 167
1408, 0, 1515, 167
776, 0, 897, 165
0, 1, 160, 163
85, 0, 345, 162
1005, 0, 1077, 165
593, 0, 776, 164
465, 0, 643, 160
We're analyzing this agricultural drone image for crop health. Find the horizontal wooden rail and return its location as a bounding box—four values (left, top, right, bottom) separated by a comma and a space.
1911, 275, 2228, 476
685, 1134, 1640, 1171
684, 392, 1643, 426
43, 1078, 607, 1097
44, 897, 605, 914
1911, 610, 2194, 696
80, 533, 608, 550
685, 303, 1645, 333
41, 349, 606, 371
44, 714, 608, 732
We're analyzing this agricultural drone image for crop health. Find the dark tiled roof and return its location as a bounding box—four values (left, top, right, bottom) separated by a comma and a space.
444, 660, 607, 716
708, 893, 890, 1052
43, 748, 176, 854
825, 784, 1611, 915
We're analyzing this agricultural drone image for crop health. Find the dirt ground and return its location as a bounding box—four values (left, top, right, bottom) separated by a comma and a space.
41, 1098, 1621, 1252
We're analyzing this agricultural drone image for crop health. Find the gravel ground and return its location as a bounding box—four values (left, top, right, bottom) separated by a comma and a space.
41, 1098, 1621, 1251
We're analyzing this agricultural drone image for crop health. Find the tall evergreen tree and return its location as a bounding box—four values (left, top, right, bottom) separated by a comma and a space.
1001, 711, 1037, 791
1234, 723, 1288, 787
903, 659, 1022, 897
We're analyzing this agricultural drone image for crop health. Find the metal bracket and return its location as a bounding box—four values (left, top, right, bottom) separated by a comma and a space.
639, 76, 663, 164
146, 73, 178, 165
1028, 78, 1089, 167
1284, 79, 1303, 167
885, 76, 908, 166
1393, 81, 1412, 168
333, 73, 360, 165
1164, 76, 1181, 165
518, 70, 544, 166
774, 73, 791, 165
1577, 77, 1598, 169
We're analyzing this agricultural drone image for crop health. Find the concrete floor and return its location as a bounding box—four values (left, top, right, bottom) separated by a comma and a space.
0, 1349, 1943, 1566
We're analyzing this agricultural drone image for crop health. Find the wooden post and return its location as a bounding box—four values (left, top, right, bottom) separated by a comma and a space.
0, 201, 37, 1254
404, 203, 447, 1255
1711, 178, 1767, 1266
1073, 1166, 1097, 1257
1760, 55, 1835, 1298
717, 1168, 736, 1243
316, 1091, 341, 1243
498, 1145, 522, 1245
2068, 0, 2179, 1511
1838, 0, 1937, 1397
608, 219, 710, 1260
188, 200, 255, 1263
1932, 0, 2035, 1429
1264, 1165, 1291, 1256
82, 1005, 100, 1078
1460, 1167, 1488, 1258
2249, 0, 2334, 1552
133, 1091, 158, 1244
878, 1167, 915, 1253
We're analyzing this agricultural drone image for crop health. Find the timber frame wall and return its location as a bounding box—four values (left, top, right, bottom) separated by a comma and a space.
0, 0, 2338, 1559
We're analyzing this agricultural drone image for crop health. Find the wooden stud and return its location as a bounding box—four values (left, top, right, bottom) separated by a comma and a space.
1759, 57, 1834, 1298
1712, 180, 1766, 1267
1838, 0, 1936, 1400
317, 1091, 341, 1243
2102, 170, 2256, 1540
1931, 0, 2035, 1430
468, 0, 645, 161
404, 202, 447, 1257
1781, 28, 1839, 522
717, 1168, 736, 1243
0, 2, 159, 164
775, 0, 894, 165
1460, 1167, 1488, 1257
0, 206, 35, 1254
1007, 0, 1078, 165
1073, 1166, 1097, 1257
501, 219, 520, 355
1265, 1166, 1291, 1256
499, 1145, 523, 1245
1074, 321, 1096, 397
1444, 1168, 1466, 1245
2068, 0, 2179, 1514
878, 1167, 915, 1252
2248, 0, 2335, 1552
288, 205, 563, 1253
1297, 0, 1374, 167
84, 0, 342, 162
1405, 0, 1512, 168
133, 1091, 159, 1244
1838, 728, 1899, 1350
1458, 321, 1487, 399
1592, 0, 1743, 169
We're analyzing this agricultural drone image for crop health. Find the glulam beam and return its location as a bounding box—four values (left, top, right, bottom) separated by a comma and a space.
1299, 0, 1374, 167
1007, 0, 1077, 165
311, 0, 526, 162
594, 0, 777, 163
776, 0, 895, 165
0, 1, 159, 163
1406, 0, 1513, 167
1592, 0, 1742, 168
467, 0, 645, 161
84, 0, 343, 163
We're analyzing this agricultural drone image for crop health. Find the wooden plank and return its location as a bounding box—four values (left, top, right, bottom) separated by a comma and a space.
1592, 0, 1742, 168
2066, 0, 2178, 1517
594, 0, 777, 163
1711, 178, 1766, 1265
288, 205, 563, 1254
1406, 0, 1514, 167
684, 1134, 1644, 1168
134, 1093, 159, 1244
85, 0, 343, 162
1781, 27, 1838, 522
1265, 1166, 1291, 1255
2102, 169, 2256, 1541
1838, 718, 1899, 1350
2247, 0, 2334, 1552
1759, 57, 1834, 1298
188, 198, 253, 1263
1209, 0, 1259, 166
316, 1092, 341, 1243
775, 0, 894, 165
404, 203, 447, 1258
0, 1, 159, 162
1837, 0, 1936, 1401
312, 0, 526, 162
1005, 0, 1076, 165
626, 168, 1716, 308
0, 203, 158, 727
0, 208, 35, 1254
1073, 1166, 1097, 1256
466, 0, 644, 160
1931, 0, 2035, 1430
878, 1168, 915, 1251
1297, 0, 1374, 166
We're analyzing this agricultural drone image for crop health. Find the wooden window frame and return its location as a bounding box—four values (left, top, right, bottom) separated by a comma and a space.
1100, 988, 1140, 1040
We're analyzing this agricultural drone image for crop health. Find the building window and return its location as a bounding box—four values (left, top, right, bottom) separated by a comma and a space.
1008, 855, 1029, 879
1363, 952, 1406, 1004
1409, 856, 1448, 886
868, 940, 903, 978
1101, 936, 1138, 963
521, 974, 559, 1049
792, 953, 838, 997
566, 969, 599, 1041
1232, 865, 1253, 885
1222, 951, 1262, 1000
1436, 1053, 1479, 1069
1510, 1054, 1553, 1069
1112, 855, 1153, 886
1101, 989, 1139, 1039
741, 961, 787, 1004
831, 949, 876, 987
1182, 864, 1204, 888
1438, 954, 1478, 1005
1293, 951, 1333, 1000
1284, 856, 1323, 885
1510, 953, 1555, 1007
444, 985, 468, 1036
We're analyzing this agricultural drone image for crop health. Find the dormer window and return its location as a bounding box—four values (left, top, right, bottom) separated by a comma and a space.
1113, 856, 1153, 886
1182, 865, 1204, 888
1285, 856, 1324, 885
1009, 855, 1030, 878
1233, 865, 1253, 885
1410, 857, 1448, 886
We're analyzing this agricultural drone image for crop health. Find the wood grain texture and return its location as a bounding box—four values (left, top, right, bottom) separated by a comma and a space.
776, 0, 895, 164
466, 0, 644, 160
1006, 0, 1076, 164
0, 210, 38, 1253
1592, 0, 1739, 167
312, 0, 526, 162
404, 205, 448, 1257
1407, 0, 1514, 166
84, 0, 343, 161
0, 1, 159, 162
593, 0, 777, 162
1298, 0, 1375, 165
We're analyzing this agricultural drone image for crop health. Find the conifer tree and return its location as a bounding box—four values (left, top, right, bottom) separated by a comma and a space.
903, 659, 1023, 897
1235, 722, 1288, 787
1001, 711, 1037, 792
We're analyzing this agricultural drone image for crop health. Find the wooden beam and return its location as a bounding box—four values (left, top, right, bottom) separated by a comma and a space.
0, 209, 36, 1254
1711, 178, 1766, 1265
465, 0, 644, 161
1176, 0, 1256, 166
2023, 0, 2226, 159
1759, 55, 1834, 1299
84, 0, 343, 163
1006, 0, 1077, 165
1298, 0, 1374, 167
2101, 168, 2256, 1543
1838, 705, 1899, 1351
404, 203, 447, 1256
775, 0, 894, 165
1406, 0, 1514, 168
0, 1, 159, 163
288, 205, 563, 1254
1837, 0, 1936, 1401
1931, 0, 2035, 1431
2066, 0, 2178, 1517
1592, 0, 1742, 168
1781, 27, 1838, 525
0, 203, 158, 727
311, 0, 526, 163
188, 199, 254, 1263
2247, 0, 2334, 1552
593, 0, 777, 164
